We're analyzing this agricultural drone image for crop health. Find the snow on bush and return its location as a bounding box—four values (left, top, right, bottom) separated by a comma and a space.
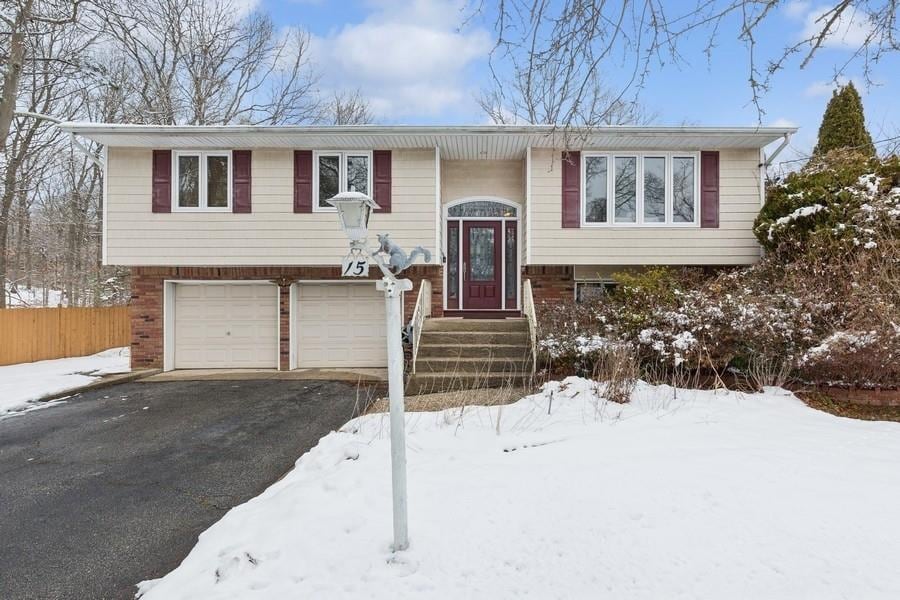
536, 152, 900, 388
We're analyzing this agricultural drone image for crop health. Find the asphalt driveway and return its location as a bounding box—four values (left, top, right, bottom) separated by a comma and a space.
0, 379, 374, 600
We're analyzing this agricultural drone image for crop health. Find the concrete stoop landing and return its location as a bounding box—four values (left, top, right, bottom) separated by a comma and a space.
407, 318, 534, 394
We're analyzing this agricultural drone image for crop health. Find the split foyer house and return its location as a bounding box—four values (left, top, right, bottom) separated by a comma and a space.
59, 124, 795, 373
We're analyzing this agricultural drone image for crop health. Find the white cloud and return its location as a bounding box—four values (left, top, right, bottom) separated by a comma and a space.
770, 117, 798, 128
787, 2, 873, 50
311, 0, 491, 120
783, 0, 811, 20
230, 0, 261, 17
803, 76, 864, 97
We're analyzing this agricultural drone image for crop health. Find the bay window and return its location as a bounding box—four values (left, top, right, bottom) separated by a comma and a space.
173, 150, 231, 211
314, 151, 372, 210
582, 152, 699, 226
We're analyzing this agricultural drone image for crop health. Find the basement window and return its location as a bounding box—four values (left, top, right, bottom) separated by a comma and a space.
173, 151, 231, 211
575, 280, 618, 304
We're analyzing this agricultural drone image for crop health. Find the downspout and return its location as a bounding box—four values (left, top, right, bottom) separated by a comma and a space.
760, 132, 792, 168
757, 132, 793, 258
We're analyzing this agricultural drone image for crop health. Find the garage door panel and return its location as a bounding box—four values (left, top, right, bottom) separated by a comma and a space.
296, 283, 388, 368
174, 283, 277, 369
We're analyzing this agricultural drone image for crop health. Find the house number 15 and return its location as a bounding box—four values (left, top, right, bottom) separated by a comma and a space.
341, 257, 369, 277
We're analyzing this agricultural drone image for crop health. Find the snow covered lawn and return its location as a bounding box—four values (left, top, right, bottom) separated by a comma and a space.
0, 347, 130, 416
138, 378, 900, 600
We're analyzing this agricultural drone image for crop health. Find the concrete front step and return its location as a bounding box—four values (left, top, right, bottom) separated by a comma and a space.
415, 357, 530, 374
406, 372, 536, 395
423, 318, 528, 333
416, 343, 530, 359
422, 331, 529, 345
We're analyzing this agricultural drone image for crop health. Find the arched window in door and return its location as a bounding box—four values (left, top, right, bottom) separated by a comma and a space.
447, 200, 518, 219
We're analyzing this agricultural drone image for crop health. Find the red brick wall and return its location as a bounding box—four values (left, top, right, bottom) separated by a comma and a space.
278, 286, 290, 370
807, 386, 900, 407
524, 265, 574, 305
129, 265, 443, 370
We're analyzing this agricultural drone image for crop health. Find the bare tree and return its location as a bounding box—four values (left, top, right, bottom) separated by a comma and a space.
479, 71, 654, 125
480, 0, 900, 126
0, 3, 94, 307
104, 0, 320, 125
0, 1, 88, 155
325, 89, 374, 125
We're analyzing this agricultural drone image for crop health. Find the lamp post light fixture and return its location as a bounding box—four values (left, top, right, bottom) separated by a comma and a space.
328, 191, 379, 244
327, 191, 430, 552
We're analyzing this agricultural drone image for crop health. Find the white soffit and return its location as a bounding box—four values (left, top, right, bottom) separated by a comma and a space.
57, 123, 797, 160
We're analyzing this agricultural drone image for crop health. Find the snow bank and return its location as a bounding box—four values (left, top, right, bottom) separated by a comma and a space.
137, 378, 900, 600
0, 347, 130, 416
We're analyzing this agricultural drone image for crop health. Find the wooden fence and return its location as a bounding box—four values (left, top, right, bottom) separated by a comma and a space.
0, 306, 130, 366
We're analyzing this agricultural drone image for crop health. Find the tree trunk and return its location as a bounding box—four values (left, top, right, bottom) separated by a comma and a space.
0, 0, 35, 155
0, 211, 9, 308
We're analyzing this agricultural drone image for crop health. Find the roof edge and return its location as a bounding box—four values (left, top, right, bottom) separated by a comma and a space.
57, 122, 798, 137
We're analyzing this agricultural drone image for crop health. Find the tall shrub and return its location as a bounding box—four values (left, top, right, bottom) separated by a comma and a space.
812, 83, 875, 158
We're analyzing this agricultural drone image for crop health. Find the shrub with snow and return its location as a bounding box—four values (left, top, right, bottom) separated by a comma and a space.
536, 153, 900, 389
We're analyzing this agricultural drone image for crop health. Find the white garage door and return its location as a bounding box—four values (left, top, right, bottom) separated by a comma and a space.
296, 283, 387, 368
174, 283, 278, 369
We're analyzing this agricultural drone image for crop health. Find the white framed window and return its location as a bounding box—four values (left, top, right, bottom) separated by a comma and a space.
173, 150, 232, 211
313, 150, 373, 211
581, 152, 700, 227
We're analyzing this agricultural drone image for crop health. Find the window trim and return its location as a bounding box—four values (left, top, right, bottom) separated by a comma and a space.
312, 149, 374, 212
172, 150, 233, 212
580, 151, 700, 228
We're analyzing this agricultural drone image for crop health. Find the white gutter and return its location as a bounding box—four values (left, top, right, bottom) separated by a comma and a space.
57, 121, 799, 138
761, 132, 793, 167
15, 111, 102, 168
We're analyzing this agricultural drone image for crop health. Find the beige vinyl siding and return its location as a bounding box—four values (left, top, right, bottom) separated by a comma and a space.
105, 147, 436, 266
528, 148, 763, 265
441, 159, 527, 267
441, 160, 525, 204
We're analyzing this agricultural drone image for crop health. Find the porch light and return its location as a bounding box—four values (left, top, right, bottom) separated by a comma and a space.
327, 191, 380, 243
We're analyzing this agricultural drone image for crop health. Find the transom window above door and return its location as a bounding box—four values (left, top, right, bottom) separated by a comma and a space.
447, 200, 518, 218
314, 151, 372, 210
173, 150, 231, 211
582, 152, 699, 226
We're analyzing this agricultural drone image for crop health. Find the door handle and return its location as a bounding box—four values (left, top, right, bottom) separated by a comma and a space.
463, 261, 467, 281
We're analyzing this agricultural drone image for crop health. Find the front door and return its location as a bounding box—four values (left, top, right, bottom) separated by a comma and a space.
462, 220, 502, 309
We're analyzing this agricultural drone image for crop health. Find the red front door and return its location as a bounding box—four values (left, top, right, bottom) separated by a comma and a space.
462, 221, 502, 309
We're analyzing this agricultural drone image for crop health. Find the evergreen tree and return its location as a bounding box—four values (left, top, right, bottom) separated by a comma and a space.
812, 83, 876, 158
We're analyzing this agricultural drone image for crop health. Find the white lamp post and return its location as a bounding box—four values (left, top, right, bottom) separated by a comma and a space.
328, 191, 429, 552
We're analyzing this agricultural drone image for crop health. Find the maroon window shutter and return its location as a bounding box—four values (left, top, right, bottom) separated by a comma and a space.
700, 151, 720, 228
293, 150, 313, 213
232, 150, 252, 213
561, 151, 581, 228
152, 150, 172, 213
373, 150, 391, 213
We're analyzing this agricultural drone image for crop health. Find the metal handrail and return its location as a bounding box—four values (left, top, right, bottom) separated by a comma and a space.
522, 279, 538, 375
409, 279, 432, 374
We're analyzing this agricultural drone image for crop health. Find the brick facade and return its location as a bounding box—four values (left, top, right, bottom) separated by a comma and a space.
807, 386, 900, 407
129, 264, 443, 370
524, 265, 575, 305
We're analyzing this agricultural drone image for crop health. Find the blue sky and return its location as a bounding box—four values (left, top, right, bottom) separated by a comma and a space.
262, 0, 899, 165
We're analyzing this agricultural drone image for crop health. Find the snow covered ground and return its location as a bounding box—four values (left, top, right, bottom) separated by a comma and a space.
137, 378, 900, 600
0, 347, 130, 416
4, 284, 66, 307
